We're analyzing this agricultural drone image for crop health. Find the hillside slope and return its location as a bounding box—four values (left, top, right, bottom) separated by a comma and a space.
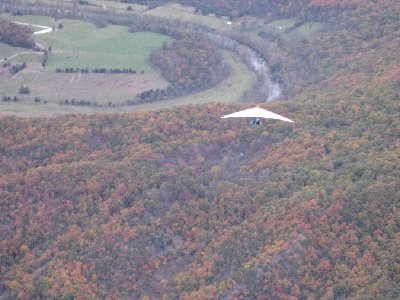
1, 80, 399, 298
0, 0, 399, 299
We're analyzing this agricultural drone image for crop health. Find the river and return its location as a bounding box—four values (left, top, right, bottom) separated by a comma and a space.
207, 32, 281, 101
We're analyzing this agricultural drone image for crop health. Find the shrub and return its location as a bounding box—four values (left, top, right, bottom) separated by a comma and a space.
19, 85, 30, 95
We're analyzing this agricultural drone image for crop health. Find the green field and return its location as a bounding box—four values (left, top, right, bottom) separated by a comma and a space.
131, 50, 257, 111
287, 22, 325, 39
4, 53, 43, 64
266, 18, 298, 32
0, 10, 257, 116
0, 14, 174, 108
256, 18, 325, 40
2, 14, 171, 71
0, 51, 256, 116
47, 28, 169, 71
88, 0, 148, 12
144, 4, 229, 30
43, 28, 170, 72
5, 70, 167, 98
29, 0, 148, 13
2, 14, 58, 27
0, 43, 35, 60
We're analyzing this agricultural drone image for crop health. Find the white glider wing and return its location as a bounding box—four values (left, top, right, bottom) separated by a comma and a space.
221, 107, 293, 123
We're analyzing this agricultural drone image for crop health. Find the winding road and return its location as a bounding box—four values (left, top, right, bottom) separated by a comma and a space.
12, 21, 53, 34
1, 51, 42, 62
0, 21, 53, 62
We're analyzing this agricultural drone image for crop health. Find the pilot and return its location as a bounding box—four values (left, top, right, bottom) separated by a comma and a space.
251, 118, 261, 127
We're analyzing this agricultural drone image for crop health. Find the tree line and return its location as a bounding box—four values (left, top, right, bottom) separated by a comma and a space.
103, 0, 361, 19
8, 62, 27, 75
55, 67, 143, 74
1, 0, 397, 107
149, 32, 228, 95
59, 87, 176, 107
0, 18, 35, 48
2, 0, 392, 103
0, 2, 265, 101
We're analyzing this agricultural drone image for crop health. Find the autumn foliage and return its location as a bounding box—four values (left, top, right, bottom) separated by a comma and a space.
0, 77, 399, 298
150, 33, 227, 93
0, 0, 400, 299
0, 18, 35, 48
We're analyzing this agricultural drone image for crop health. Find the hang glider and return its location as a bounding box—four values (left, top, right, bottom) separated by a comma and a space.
221, 106, 294, 123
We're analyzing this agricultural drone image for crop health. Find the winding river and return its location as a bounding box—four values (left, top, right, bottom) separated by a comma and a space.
207, 32, 281, 101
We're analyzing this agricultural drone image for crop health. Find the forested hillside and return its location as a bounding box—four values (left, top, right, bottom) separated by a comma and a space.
276, 0, 400, 97
150, 33, 226, 94
0, 0, 399, 299
120, 0, 361, 18
0, 82, 399, 298
0, 18, 35, 48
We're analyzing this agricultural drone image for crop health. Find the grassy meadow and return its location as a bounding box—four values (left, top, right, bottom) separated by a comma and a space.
0, 4, 263, 116
0, 68, 170, 106
144, 4, 229, 30
43, 28, 171, 72
287, 22, 325, 39
266, 18, 298, 32
254, 18, 325, 41
0, 50, 255, 116
20, 0, 148, 13
88, 0, 148, 12
0, 14, 175, 110
2, 13, 58, 27
126, 50, 257, 112
0, 43, 36, 60
2, 15, 171, 72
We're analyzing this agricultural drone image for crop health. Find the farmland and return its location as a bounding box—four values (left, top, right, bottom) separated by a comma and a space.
0, 5, 259, 116
14, 0, 149, 13
143, 3, 230, 30
0, 43, 38, 61
0, 50, 255, 116
0, 1, 325, 116
1, 15, 171, 71
0, 14, 173, 111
